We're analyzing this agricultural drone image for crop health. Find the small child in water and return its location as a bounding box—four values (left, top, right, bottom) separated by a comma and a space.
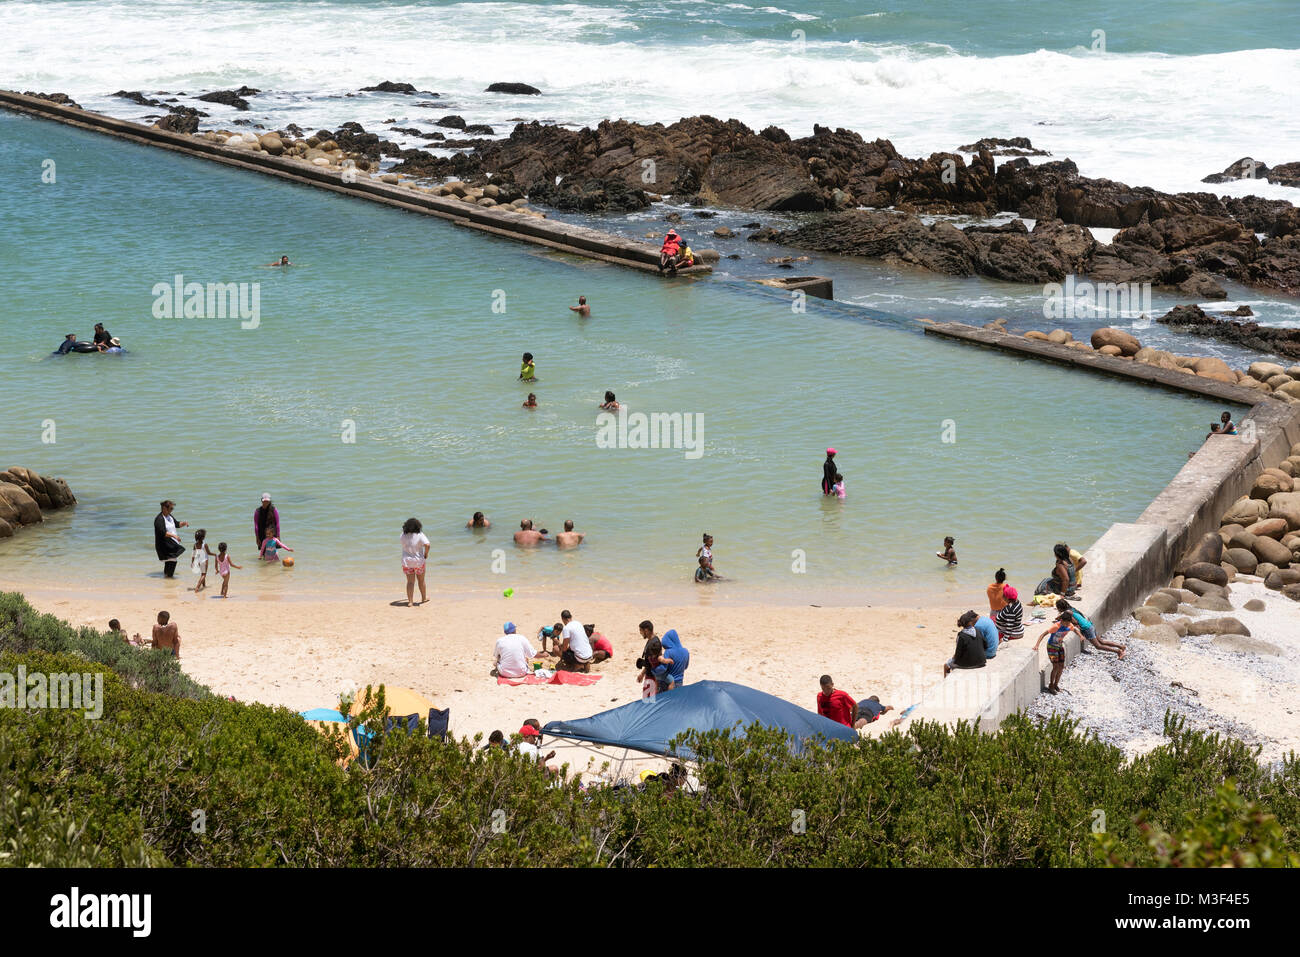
522, 393, 537, 409
600, 390, 619, 411
695, 533, 718, 581
260, 535, 294, 562
936, 536, 957, 566
831, 472, 845, 499
215, 542, 242, 598
190, 528, 215, 592
519, 352, 537, 381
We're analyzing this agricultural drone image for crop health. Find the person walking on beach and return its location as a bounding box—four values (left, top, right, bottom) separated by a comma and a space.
569, 296, 590, 317
254, 494, 281, 552
400, 517, 431, 606
821, 448, 837, 495
151, 610, 181, 659
215, 542, 240, 598
190, 528, 215, 592
153, 500, 188, 578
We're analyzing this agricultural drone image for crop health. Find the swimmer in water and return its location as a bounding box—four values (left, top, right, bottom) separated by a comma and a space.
936, 536, 957, 567
599, 390, 619, 411
522, 393, 538, 409
467, 511, 491, 529
269, 255, 292, 267
569, 296, 590, 317
519, 352, 536, 382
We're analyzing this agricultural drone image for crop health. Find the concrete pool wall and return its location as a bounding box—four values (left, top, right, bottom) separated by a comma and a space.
910, 322, 1300, 732
0, 90, 714, 277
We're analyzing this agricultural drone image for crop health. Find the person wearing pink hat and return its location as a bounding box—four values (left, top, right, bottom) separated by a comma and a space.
821, 447, 838, 495
994, 583, 1024, 641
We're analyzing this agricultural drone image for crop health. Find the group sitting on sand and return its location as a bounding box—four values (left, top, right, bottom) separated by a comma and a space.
493, 611, 615, 677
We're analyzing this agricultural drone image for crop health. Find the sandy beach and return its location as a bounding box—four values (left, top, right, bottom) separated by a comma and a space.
5, 575, 961, 745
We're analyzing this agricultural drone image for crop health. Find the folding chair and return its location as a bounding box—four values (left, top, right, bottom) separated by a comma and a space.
427, 707, 450, 741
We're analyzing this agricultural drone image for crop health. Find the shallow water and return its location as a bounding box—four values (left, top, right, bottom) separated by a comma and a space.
0, 113, 1227, 604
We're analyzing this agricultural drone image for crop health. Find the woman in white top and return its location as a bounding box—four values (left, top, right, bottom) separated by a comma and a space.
400, 517, 431, 606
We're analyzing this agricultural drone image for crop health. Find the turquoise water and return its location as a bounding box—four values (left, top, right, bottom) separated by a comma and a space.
0, 112, 1225, 602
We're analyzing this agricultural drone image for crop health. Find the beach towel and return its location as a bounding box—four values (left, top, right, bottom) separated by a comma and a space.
497, 672, 604, 687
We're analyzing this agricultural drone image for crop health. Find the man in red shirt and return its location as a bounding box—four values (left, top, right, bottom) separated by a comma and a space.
816, 675, 858, 728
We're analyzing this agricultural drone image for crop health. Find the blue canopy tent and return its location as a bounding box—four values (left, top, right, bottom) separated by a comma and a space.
542, 680, 859, 762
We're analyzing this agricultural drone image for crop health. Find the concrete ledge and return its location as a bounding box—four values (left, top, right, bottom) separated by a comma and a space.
1073, 523, 1168, 639
922, 321, 1263, 406
0, 89, 711, 277
911, 643, 1039, 732
754, 276, 834, 300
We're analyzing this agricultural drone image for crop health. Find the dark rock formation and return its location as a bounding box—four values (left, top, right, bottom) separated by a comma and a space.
1203, 157, 1270, 184
389, 127, 445, 140
198, 89, 256, 110
1157, 304, 1300, 358
464, 124, 495, 135
22, 91, 81, 109
526, 178, 650, 213
436, 115, 467, 130
360, 81, 429, 94
957, 136, 1050, 156
328, 122, 382, 160
113, 90, 165, 108
0, 467, 76, 537
153, 107, 204, 134
486, 82, 542, 95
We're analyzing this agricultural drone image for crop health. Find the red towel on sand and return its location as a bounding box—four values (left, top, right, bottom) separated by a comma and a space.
497, 672, 603, 687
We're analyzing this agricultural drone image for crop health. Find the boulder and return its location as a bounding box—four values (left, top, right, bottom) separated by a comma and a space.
1090, 327, 1141, 355
1132, 606, 1165, 626
258, 133, 285, 155
1134, 624, 1181, 647
1133, 346, 1182, 370
1243, 598, 1267, 611
1245, 517, 1289, 539
1266, 374, 1295, 390
1264, 568, 1300, 589
1221, 498, 1269, 526
1171, 617, 1191, 636
1176, 531, 1223, 572
1157, 587, 1196, 604
1251, 473, 1293, 499
1223, 547, 1258, 573
1192, 355, 1237, 382
1098, 344, 1123, 356
0, 485, 41, 525
1047, 329, 1073, 344
1182, 563, 1228, 586
1221, 561, 1237, 580
1212, 634, 1282, 656
485, 82, 542, 95
1253, 536, 1293, 567
1268, 491, 1300, 531
1182, 576, 1227, 596
1284, 583, 1300, 601
1143, 591, 1179, 614
1247, 360, 1286, 380
1186, 617, 1251, 636
1276, 382, 1300, 400
1256, 562, 1279, 579
1219, 523, 1245, 545
1193, 594, 1234, 611
1227, 527, 1258, 550
1176, 603, 1200, 615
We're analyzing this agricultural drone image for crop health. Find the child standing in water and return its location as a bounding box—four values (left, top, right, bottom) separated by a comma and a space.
215, 543, 242, 598
522, 393, 537, 409
831, 473, 846, 499
936, 536, 957, 566
190, 528, 215, 592
695, 533, 718, 581
260, 534, 294, 562
519, 352, 536, 381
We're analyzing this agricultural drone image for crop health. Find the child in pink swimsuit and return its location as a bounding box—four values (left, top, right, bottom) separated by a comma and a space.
216, 542, 242, 598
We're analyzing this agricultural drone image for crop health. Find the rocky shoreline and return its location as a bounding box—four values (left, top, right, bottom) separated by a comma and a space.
0, 468, 76, 538
22, 86, 1300, 300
